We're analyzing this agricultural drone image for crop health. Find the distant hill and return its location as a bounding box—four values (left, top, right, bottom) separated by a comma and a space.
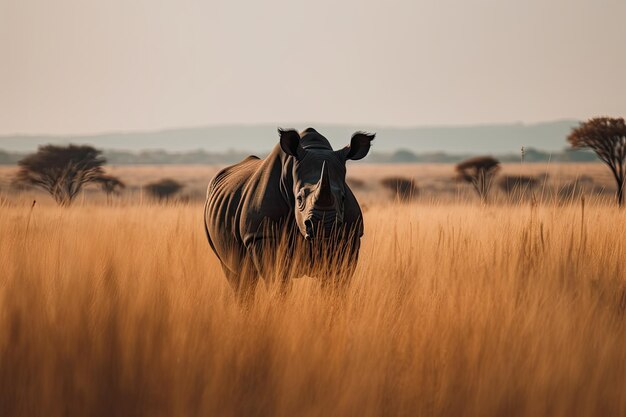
0, 120, 579, 154
0, 147, 598, 166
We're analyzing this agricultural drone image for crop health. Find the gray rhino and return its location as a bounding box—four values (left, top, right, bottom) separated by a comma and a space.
204, 127, 374, 300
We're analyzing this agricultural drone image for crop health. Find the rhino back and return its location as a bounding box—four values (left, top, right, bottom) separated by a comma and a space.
204, 148, 293, 272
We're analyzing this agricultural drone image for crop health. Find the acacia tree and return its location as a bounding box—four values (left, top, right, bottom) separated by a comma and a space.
15, 144, 107, 206
455, 156, 501, 203
567, 117, 626, 207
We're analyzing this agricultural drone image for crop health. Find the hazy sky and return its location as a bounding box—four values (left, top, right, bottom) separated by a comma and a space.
1, 0, 625, 135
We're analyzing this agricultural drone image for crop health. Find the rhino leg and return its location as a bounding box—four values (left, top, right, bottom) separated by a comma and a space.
220, 261, 258, 304
246, 240, 293, 296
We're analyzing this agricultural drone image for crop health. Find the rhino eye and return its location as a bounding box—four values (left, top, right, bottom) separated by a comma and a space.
296, 194, 305, 210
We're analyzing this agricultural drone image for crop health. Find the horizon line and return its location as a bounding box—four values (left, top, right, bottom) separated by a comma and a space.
0, 118, 582, 139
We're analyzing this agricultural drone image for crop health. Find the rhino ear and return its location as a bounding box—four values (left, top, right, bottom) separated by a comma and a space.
278, 128, 304, 159
340, 132, 375, 161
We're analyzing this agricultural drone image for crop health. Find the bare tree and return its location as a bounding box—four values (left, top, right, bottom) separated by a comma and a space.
455, 156, 501, 203
145, 178, 184, 202
567, 117, 626, 207
15, 144, 107, 206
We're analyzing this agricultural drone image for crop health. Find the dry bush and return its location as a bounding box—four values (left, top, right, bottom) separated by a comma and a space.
380, 176, 418, 201
555, 177, 610, 204
498, 174, 539, 197
144, 178, 184, 201
346, 177, 366, 190
556, 182, 584, 202
1, 202, 626, 417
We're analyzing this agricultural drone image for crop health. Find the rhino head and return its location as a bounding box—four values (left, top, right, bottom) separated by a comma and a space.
279, 128, 375, 241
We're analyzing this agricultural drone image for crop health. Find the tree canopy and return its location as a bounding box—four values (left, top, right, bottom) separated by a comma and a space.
15, 144, 109, 206
455, 156, 501, 202
568, 117, 626, 206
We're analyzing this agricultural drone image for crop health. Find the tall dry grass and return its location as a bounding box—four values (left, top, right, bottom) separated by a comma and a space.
1, 200, 626, 416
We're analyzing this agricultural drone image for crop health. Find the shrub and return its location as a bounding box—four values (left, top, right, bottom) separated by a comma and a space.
381, 177, 418, 201
145, 178, 184, 201
498, 175, 539, 195
347, 177, 366, 190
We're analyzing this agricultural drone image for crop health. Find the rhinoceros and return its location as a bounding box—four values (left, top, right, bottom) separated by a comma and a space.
204, 127, 375, 300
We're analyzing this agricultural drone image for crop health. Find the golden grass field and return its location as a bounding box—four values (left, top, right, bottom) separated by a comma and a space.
1, 163, 626, 416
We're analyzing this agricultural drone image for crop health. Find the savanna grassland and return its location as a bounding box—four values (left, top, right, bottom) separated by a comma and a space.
1, 163, 626, 417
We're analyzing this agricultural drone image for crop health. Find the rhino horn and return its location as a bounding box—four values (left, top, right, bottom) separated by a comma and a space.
315, 161, 334, 208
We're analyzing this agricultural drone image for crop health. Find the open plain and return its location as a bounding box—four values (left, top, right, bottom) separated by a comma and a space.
1, 163, 625, 416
